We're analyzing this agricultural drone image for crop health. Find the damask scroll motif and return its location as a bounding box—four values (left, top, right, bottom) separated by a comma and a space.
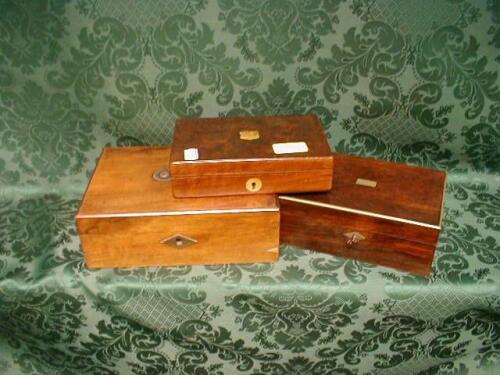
0, 194, 79, 262
228, 266, 366, 353
416, 26, 500, 120
153, 14, 262, 113
0, 82, 96, 182
298, 21, 406, 103
0, 0, 70, 73
218, 0, 343, 71
47, 18, 143, 107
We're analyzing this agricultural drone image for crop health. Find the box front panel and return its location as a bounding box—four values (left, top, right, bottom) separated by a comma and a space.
172, 170, 333, 197
280, 200, 439, 275
77, 211, 279, 268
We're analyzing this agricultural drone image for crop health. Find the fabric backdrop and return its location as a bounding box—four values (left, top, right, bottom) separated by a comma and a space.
0, 0, 499, 374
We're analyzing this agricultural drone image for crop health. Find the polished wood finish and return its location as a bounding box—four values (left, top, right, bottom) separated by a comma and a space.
295, 153, 446, 226
280, 200, 438, 275
279, 153, 447, 275
78, 147, 278, 217
170, 114, 333, 197
78, 212, 279, 268
76, 147, 279, 268
172, 169, 333, 199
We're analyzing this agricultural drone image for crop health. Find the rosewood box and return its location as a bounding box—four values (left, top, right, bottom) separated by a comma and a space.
279, 153, 447, 275
170, 114, 333, 197
76, 147, 279, 268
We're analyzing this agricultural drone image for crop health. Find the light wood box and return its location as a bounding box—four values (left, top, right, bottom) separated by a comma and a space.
76, 147, 280, 268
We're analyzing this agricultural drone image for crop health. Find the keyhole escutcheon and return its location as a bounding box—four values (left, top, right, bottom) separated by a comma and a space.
245, 177, 262, 192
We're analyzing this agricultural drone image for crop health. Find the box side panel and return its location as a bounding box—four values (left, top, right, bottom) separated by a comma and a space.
77, 211, 279, 268
171, 169, 333, 197
280, 200, 440, 275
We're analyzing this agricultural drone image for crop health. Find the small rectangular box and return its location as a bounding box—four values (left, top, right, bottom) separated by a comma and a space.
170, 114, 333, 197
76, 147, 280, 268
279, 153, 447, 275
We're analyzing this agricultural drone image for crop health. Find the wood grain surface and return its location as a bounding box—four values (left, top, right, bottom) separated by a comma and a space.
279, 199, 438, 275
77, 146, 278, 217
287, 152, 447, 226
78, 211, 279, 268
76, 146, 280, 268
170, 114, 333, 196
171, 114, 332, 163
279, 153, 447, 275
171, 168, 333, 198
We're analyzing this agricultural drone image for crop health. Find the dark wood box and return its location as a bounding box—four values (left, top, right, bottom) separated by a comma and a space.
170, 114, 333, 197
279, 153, 447, 275
76, 147, 279, 268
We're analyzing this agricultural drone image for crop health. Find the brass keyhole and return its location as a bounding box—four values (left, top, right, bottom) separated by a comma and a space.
246, 177, 262, 192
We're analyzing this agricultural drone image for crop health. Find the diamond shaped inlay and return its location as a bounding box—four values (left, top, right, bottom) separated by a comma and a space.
161, 234, 197, 249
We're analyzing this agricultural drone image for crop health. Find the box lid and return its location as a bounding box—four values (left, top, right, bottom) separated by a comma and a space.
77, 147, 278, 218
170, 114, 332, 176
280, 153, 446, 229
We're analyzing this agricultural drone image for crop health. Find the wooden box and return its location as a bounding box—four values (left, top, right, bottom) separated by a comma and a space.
170, 114, 333, 197
76, 147, 279, 268
279, 153, 447, 275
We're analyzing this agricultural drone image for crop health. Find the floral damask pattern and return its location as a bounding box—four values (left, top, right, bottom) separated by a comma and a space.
297, 21, 406, 103
0, 1, 499, 374
218, 0, 343, 71
0, 158, 19, 185
228, 266, 366, 352
0, 194, 79, 263
253, 356, 353, 375
47, 17, 143, 107
152, 14, 262, 112
0, 0, 70, 73
0, 82, 96, 182
416, 25, 500, 120
462, 122, 500, 173
225, 77, 337, 133
336, 133, 460, 170
309, 256, 376, 284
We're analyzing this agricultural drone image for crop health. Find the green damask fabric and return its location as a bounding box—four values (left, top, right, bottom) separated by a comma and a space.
0, 0, 499, 374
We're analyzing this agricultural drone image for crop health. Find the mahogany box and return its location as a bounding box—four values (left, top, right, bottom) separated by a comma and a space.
279, 153, 447, 275
169, 114, 333, 197
76, 147, 279, 268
